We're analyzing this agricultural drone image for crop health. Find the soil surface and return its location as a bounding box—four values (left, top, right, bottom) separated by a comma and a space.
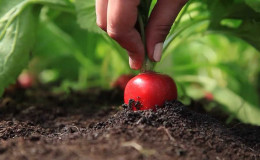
0, 87, 260, 160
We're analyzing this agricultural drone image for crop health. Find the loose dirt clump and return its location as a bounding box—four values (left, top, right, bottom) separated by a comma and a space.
0, 88, 260, 160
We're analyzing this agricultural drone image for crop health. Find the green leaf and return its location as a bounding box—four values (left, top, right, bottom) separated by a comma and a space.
213, 87, 260, 125
206, 0, 260, 51
33, 10, 103, 83
33, 0, 72, 6
176, 75, 260, 125
0, 0, 73, 18
75, 0, 104, 33
0, 5, 38, 96
246, 0, 260, 13
33, 0, 74, 13
0, 0, 24, 17
233, 20, 260, 51
33, 16, 82, 81
0, 0, 74, 96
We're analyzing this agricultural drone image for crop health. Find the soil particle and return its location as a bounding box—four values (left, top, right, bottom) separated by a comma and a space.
0, 88, 260, 160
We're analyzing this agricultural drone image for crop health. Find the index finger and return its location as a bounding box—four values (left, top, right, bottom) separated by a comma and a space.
107, 0, 145, 70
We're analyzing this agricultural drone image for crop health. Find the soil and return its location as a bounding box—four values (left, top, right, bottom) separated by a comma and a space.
0, 87, 260, 160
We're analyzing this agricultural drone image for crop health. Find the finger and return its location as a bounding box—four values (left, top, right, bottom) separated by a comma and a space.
96, 0, 108, 31
146, 0, 187, 62
107, 0, 145, 70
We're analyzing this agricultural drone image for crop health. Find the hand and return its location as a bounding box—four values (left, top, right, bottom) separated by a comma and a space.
96, 0, 187, 70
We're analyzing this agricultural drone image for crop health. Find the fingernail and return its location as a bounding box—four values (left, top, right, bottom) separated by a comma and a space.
153, 43, 163, 62
129, 56, 141, 70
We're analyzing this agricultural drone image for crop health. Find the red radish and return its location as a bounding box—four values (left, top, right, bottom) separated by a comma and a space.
18, 72, 34, 89
112, 74, 135, 90
124, 72, 177, 110
4, 72, 34, 94
204, 92, 214, 101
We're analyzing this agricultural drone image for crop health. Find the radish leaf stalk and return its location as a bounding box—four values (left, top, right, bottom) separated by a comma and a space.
137, 0, 155, 72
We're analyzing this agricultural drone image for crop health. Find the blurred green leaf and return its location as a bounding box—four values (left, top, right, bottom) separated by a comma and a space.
206, 0, 260, 51
0, 3, 38, 96
32, 7, 130, 89
33, 10, 101, 85
213, 87, 260, 125
246, 0, 260, 13
75, 0, 104, 34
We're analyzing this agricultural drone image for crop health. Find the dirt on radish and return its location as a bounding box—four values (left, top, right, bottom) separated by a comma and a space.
0, 87, 259, 160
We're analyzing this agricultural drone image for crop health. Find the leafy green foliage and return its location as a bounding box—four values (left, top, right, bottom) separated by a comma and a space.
0, 2, 38, 96
158, 33, 260, 125
34, 7, 130, 90
155, 0, 260, 124
0, 0, 73, 96
75, 0, 103, 34
246, 0, 260, 12
206, 0, 260, 51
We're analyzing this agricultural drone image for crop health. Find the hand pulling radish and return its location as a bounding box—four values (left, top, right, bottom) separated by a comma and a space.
124, 1, 178, 110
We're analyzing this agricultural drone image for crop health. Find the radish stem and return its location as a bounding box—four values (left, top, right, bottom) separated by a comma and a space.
138, 4, 154, 72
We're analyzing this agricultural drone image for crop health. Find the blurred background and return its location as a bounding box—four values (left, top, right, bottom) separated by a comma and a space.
4, 0, 260, 125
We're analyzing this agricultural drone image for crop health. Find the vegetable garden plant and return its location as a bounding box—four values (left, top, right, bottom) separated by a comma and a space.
1, 0, 260, 125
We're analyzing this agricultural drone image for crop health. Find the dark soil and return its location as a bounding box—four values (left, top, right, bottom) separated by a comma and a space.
0, 87, 260, 160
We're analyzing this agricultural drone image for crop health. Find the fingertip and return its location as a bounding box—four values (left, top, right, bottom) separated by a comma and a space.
146, 43, 155, 62
128, 52, 144, 70
146, 0, 186, 62
96, 21, 107, 31
96, 0, 108, 31
129, 57, 141, 70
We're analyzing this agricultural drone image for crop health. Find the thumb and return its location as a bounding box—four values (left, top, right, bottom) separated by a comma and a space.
146, 0, 187, 62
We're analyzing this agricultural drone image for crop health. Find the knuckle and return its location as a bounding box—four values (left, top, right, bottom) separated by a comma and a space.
156, 24, 171, 33
153, 24, 171, 38
107, 30, 124, 41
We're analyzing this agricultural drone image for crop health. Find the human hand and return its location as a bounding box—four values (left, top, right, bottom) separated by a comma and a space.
96, 0, 187, 70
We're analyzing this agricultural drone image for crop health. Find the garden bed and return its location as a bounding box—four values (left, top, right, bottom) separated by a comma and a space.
0, 87, 259, 160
